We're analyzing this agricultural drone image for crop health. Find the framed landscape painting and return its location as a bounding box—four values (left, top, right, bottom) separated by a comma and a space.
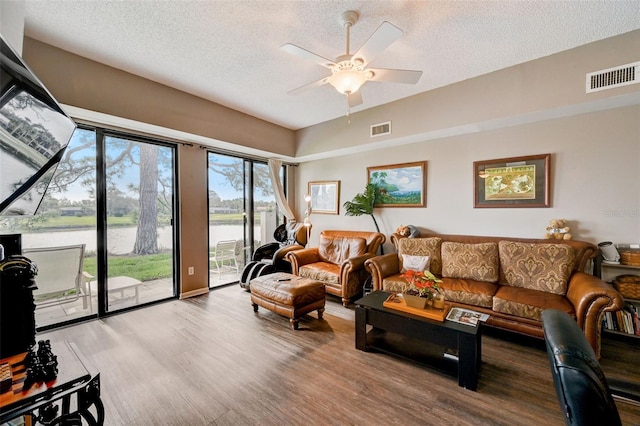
308, 181, 340, 214
473, 153, 550, 208
367, 161, 426, 208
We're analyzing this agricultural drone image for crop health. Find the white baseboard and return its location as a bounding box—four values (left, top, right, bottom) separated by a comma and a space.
180, 287, 209, 299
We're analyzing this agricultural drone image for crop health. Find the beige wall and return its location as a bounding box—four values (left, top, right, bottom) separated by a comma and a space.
177, 145, 210, 296
295, 30, 640, 252
295, 30, 640, 160
297, 105, 640, 253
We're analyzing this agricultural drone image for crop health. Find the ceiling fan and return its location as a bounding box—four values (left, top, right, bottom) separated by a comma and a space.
281, 11, 423, 111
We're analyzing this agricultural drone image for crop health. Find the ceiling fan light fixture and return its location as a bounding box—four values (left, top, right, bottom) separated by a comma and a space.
282, 10, 419, 118
329, 69, 367, 94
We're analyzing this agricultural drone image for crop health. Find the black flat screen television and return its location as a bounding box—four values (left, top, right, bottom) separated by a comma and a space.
0, 34, 76, 216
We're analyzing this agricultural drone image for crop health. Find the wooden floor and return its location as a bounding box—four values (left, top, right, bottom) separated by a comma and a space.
40, 285, 640, 426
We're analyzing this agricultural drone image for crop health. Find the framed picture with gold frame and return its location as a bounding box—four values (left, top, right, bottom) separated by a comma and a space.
308, 181, 340, 214
474, 154, 550, 208
367, 161, 426, 207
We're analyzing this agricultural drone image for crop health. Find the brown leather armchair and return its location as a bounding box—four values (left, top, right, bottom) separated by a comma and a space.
287, 230, 385, 306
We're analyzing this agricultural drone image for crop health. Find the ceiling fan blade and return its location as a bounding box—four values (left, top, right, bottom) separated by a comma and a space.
347, 91, 363, 107
280, 43, 336, 69
352, 21, 403, 67
287, 77, 331, 95
368, 68, 423, 84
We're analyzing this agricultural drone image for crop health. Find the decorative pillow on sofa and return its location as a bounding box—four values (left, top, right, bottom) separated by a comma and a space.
400, 254, 430, 273
318, 236, 367, 265
398, 237, 443, 275
441, 242, 499, 282
498, 241, 576, 295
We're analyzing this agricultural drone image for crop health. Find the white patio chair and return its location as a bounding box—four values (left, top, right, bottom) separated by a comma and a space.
23, 244, 89, 311
209, 240, 239, 274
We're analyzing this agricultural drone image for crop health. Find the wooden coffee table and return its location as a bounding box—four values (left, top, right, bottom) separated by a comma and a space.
355, 291, 482, 391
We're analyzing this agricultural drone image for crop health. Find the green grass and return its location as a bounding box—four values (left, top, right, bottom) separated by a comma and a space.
208, 213, 245, 224
83, 253, 173, 282
42, 215, 101, 227
22, 214, 173, 230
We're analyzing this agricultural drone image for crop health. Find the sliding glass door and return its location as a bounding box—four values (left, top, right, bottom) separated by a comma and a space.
103, 135, 176, 312
207, 153, 281, 287
1, 127, 179, 329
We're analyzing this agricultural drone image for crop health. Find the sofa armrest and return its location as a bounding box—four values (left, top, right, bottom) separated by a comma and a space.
566, 271, 625, 358
364, 253, 401, 291
286, 248, 320, 274
344, 253, 376, 272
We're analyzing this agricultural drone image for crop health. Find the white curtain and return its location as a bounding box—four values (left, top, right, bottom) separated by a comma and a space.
268, 159, 296, 221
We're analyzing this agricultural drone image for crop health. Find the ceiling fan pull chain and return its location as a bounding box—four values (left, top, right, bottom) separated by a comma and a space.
346, 94, 351, 124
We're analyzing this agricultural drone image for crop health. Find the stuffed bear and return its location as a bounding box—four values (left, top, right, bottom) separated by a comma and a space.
396, 225, 420, 238
545, 219, 572, 240
396, 225, 411, 237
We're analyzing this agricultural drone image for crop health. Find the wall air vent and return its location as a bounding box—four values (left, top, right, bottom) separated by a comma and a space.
586, 61, 639, 93
370, 121, 391, 138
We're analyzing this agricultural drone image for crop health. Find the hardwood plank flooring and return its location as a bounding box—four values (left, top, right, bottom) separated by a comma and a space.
40, 285, 640, 425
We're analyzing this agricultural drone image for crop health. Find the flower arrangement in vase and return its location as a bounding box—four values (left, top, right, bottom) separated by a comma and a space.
400, 270, 445, 309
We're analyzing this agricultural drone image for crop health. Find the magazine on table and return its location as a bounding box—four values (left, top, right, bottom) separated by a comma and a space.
446, 307, 489, 326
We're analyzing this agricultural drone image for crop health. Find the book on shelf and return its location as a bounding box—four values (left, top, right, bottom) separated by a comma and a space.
445, 307, 489, 326
624, 302, 640, 336
604, 303, 640, 335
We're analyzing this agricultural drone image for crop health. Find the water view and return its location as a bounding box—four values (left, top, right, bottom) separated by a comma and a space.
20, 225, 253, 254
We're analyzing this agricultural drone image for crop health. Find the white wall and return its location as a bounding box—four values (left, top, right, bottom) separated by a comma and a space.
297, 105, 640, 253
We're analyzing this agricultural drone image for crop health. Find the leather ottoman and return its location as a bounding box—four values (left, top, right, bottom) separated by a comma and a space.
249, 272, 325, 329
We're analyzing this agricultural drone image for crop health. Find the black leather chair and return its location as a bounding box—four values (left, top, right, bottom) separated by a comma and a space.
239, 220, 308, 290
541, 309, 640, 426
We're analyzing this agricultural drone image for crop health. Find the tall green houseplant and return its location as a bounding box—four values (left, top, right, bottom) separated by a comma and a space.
343, 182, 382, 236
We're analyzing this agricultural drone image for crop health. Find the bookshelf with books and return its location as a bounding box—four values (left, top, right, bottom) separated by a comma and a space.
602, 300, 640, 337
595, 255, 640, 339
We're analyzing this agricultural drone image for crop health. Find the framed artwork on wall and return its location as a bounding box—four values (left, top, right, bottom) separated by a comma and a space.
473, 153, 551, 208
367, 161, 426, 207
308, 181, 340, 214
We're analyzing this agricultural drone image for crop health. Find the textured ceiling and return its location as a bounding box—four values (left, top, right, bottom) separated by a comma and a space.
22, 0, 640, 130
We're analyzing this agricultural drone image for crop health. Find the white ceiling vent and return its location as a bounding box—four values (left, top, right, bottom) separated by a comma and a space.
370, 121, 391, 137
586, 61, 639, 93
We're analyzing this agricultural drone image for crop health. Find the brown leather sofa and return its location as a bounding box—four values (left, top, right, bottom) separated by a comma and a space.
287, 230, 386, 306
365, 232, 624, 358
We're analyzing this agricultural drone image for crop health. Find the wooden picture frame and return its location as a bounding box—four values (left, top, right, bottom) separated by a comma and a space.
367, 161, 426, 207
308, 181, 340, 214
474, 154, 550, 208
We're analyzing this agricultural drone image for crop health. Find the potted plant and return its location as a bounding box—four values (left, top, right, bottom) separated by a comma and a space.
400, 270, 444, 309
343, 183, 384, 254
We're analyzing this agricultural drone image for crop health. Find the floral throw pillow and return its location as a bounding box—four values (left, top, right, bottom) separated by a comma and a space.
441, 242, 500, 283
499, 241, 575, 295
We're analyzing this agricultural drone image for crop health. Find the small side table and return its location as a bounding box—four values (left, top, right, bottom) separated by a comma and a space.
0, 340, 104, 425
